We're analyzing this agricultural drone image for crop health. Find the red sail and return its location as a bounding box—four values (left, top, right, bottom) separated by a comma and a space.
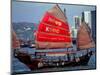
12, 30, 20, 49
77, 22, 95, 49
35, 5, 72, 49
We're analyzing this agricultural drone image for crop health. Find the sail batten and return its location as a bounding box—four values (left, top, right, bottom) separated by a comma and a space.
77, 22, 95, 50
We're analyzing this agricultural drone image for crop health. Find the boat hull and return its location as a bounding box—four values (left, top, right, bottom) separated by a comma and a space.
14, 51, 93, 70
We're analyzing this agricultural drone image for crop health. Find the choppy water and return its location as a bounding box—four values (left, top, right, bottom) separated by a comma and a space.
12, 47, 96, 74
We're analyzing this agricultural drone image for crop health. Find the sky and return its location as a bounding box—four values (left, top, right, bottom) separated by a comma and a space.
12, 1, 96, 27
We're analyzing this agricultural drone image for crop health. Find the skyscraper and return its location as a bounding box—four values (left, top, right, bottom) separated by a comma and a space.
72, 16, 81, 39
82, 11, 92, 29
91, 10, 96, 42
82, 10, 96, 42
74, 16, 81, 29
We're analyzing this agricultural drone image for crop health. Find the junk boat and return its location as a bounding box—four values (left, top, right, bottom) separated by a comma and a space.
13, 4, 95, 70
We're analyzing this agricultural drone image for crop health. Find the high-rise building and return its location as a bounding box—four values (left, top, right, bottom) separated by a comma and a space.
82, 10, 96, 42
71, 27, 77, 39
82, 11, 92, 29
91, 10, 96, 42
74, 16, 81, 29
72, 16, 81, 39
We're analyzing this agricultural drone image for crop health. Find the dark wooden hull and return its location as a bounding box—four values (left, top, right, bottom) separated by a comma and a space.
15, 51, 93, 70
